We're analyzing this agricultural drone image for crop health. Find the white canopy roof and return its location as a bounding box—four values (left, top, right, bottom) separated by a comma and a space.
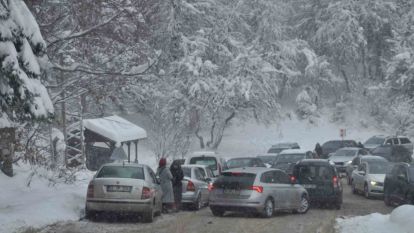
83, 115, 147, 146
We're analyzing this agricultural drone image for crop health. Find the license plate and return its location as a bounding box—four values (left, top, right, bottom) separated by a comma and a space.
303, 184, 317, 189
223, 189, 240, 195
107, 185, 131, 192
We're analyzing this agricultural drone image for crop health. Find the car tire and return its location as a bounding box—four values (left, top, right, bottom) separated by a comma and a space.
261, 198, 274, 218
85, 207, 97, 221
142, 209, 154, 223
364, 184, 370, 199
210, 207, 225, 217
193, 194, 203, 211
295, 195, 310, 214
334, 202, 341, 210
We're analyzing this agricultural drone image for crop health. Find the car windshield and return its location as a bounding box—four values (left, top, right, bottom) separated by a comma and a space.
96, 166, 144, 179
368, 162, 389, 174
365, 137, 385, 145
227, 158, 254, 168
189, 157, 217, 171
334, 150, 357, 157
323, 141, 356, 149
182, 167, 192, 178
276, 154, 305, 164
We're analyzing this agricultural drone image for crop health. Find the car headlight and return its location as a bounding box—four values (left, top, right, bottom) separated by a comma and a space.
370, 181, 378, 186
345, 161, 352, 166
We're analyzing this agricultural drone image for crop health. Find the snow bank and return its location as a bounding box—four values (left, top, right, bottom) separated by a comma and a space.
0, 164, 94, 233
336, 205, 414, 233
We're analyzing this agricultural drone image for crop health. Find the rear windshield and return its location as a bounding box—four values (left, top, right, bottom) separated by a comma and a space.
189, 157, 217, 170
258, 156, 276, 164
400, 138, 411, 144
365, 137, 385, 145
96, 166, 144, 179
323, 140, 356, 149
276, 154, 305, 163
214, 172, 256, 189
182, 167, 191, 178
368, 162, 389, 174
227, 158, 254, 169
334, 149, 357, 157
268, 148, 285, 154
296, 165, 334, 183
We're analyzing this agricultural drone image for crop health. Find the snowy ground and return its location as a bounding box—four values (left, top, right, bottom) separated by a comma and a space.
0, 114, 386, 233
0, 164, 94, 233
336, 205, 414, 233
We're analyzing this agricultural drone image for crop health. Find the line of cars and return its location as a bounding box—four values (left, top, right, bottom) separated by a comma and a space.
84, 135, 413, 222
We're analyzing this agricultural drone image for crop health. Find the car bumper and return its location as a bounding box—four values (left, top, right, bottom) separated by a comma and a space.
209, 198, 264, 212
335, 166, 347, 173
369, 185, 384, 196
182, 192, 199, 204
86, 198, 152, 213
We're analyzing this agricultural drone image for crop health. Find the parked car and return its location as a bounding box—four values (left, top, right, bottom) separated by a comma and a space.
364, 135, 413, 154
257, 154, 279, 168
267, 142, 300, 154
185, 151, 227, 176
384, 163, 414, 206
345, 154, 381, 184
321, 140, 358, 159
181, 165, 211, 210
85, 163, 162, 223
271, 149, 313, 174
371, 144, 412, 163
329, 147, 369, 175
209, 167, 310, 217
226, 157, 266, 170
350, 156, 389, 198
292, 159, 343, 209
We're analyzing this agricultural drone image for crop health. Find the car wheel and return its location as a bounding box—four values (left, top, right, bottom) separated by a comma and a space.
364, 184, 370, 199
334, 201, 341, 210
85, 207, 97, 221
142, 209, 154, 223
210, 207, 225, 217
296, 195, 310, 214
193, 194, 203, 211
262, 198, 274, 218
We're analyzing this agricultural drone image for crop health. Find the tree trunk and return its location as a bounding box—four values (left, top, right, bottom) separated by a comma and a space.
195, 125, 205, 149
340, 69, 351, 93
0, 128, 16, 177
211, 112, 236, 150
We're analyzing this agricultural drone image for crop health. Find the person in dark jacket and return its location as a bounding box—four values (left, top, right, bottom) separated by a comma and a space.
314, 143, 323, 159
357, 142, 364, 148
170, 160, 184, 212
157, 158, 174, 213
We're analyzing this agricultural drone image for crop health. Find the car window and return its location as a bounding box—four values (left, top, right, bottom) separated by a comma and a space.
183, 167, 192, 178
400, 138, 411, 144
260, 171, 275, 183
198, 168, 207, 177
397, 166, 408, 179
189, 157, 218, 171
274, 170, 290, 184
215, 172, 256, 189
195, 168, 205, 180
96, 166, 145, 179
334, 149, 357, 157
148, 168, 157, 183
276, 154, 305, 163
206, 168, 214, 178
227, 158, 255, 169
297, 165, 333, 183
368, 162, 388, 174
385, 139, 392, 145
392, 138, 399, 145
365, 136, 385, 145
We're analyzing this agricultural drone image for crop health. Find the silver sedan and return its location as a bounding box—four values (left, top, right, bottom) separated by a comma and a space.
181, 165, 211, 210
85, 163, 162, 222
209, 167, 310, 217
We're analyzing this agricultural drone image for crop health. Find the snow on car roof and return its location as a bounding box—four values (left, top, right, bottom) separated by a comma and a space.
279, 149, 310, 154
83, 115, 147, 146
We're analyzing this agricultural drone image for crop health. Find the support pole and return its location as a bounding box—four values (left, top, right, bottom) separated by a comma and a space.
127, 142, 131, 163
134, 141, 138, 163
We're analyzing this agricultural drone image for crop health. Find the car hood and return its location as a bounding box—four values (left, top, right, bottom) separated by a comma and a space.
329, 156, 352, 163
368, 174, 385, 182
364, 144, 380, 150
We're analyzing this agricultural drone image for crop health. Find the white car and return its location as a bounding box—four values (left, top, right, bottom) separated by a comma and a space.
184, 151, 227, 177
351, 156, 389, 198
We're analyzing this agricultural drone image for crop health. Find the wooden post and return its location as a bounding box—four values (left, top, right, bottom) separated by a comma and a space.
134, 141, 138, 163
127, 142, 131, 163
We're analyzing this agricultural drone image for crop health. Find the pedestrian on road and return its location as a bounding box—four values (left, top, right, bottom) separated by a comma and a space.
170, 160, 184, 212
314, 143, 322, 159
157, 158, 174, 213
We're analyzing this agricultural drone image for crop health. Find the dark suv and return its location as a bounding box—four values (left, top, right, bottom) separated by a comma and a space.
292, 159, 343, 209
321, 140, 358, 159
384, 163, 414, 206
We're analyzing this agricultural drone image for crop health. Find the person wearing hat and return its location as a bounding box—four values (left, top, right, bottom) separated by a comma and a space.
157, 158, 174, 213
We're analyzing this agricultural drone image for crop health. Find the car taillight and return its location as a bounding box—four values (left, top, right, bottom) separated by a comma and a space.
249, 185, 263, 193
187, 180, 196, 192
208, 183, 214, 191
87, 183, 94, 198
141, 187, 152, 199
290, 175, 296, 184
333, 176, 339, 188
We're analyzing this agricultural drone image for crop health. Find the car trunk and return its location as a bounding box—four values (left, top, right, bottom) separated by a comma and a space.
213, 172, 256, 199
295, 165, 335, 197
93, 178, 145, 200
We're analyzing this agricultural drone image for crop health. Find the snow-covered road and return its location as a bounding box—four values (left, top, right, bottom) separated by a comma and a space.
27, 180, 394, 233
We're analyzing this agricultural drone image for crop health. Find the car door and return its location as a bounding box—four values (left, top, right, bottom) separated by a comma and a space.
395, 166, 409, 203
353, 164, 365, 191
194, 168, 209, 203
148, 167, 162, 209
274, 170, 298, 209
260, 171, 281, 209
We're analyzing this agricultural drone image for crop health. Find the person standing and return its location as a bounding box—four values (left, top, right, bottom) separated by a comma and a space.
314, 143, 323, 159
157, 158, 174, 213
170, 160, 184, 212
